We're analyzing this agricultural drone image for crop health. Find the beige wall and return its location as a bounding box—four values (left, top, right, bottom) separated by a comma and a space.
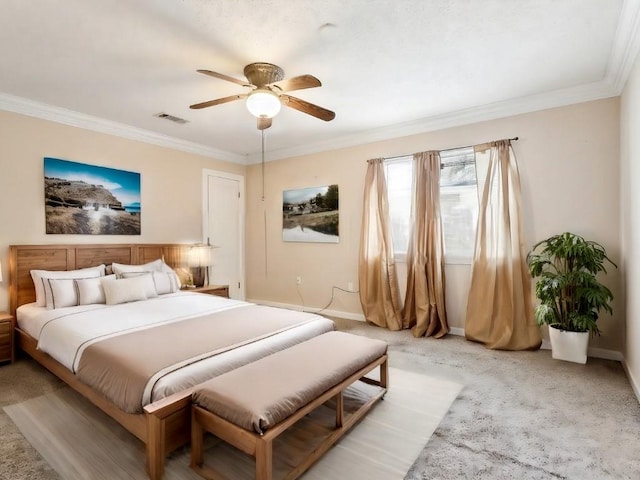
246, 98, 622, 351
621, 51, 640, 390
0, 110, 245, 312
0, 99, 623, 351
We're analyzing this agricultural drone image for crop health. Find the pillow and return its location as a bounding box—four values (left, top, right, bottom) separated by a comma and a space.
46, 279, 79, 309
101, 276, 148, 305
112, 259, 164, 277
150, 271, 180, 295
31, 265, 106, 307
119, 272, 158, 299
76, 274, 116, 305
112, 259, 181, 289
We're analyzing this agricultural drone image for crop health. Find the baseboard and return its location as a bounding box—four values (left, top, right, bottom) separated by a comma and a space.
449, 327, 465, 337
540, 339, 623, 361
622, 359, 640, 403
247, 298, 366, 322
247, 300, 624, 362
248, 298, 470, 333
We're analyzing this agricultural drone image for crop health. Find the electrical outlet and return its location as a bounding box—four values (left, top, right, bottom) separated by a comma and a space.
347, 281, 354, 291
296, 276, 302, 285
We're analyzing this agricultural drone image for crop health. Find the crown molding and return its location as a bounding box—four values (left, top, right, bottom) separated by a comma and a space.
607, 0, 640, 93
0, 93, 247, 165
246, 79, 618, 164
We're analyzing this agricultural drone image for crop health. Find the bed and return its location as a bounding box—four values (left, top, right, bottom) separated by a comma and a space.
8, 244, 335, 479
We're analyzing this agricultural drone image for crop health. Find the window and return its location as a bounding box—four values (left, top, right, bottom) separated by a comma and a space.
384, 147, 479, 263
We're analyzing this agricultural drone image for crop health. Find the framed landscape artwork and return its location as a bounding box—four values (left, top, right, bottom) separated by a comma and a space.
282, 184, 339, 243
44, 157, 141, 235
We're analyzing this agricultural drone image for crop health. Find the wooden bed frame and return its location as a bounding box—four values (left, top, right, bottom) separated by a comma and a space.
9, 243, 196, 480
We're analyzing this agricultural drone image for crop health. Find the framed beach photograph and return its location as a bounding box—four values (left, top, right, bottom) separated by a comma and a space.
282, 184, 339, 243
44, 157, 141, 235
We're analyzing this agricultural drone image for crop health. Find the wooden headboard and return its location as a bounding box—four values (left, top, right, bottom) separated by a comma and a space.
9, 243, 189, 315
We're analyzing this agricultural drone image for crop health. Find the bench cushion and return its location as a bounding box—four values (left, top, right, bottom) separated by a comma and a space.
192, 331, 387, 434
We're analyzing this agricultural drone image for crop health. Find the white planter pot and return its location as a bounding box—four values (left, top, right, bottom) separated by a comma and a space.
548, 325, 589, 364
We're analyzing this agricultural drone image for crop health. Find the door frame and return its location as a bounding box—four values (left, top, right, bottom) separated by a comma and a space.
201, 168, 246, 300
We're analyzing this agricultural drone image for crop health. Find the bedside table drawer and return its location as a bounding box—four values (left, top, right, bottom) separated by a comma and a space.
0, 321, 11, 335
0, 313, 14, 364
0, 334, 11, 362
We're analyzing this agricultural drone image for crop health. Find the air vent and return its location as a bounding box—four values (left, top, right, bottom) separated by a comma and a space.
154, 112, 189, 124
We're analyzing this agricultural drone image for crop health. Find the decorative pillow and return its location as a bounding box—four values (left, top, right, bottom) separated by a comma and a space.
112, 259, 165, 277
31, 265, 106, 307
164, 263, 182, 289
112, 259, 181, 289
76, 274, 116, 305
46, 279, 79, 309
101, 276, 148, 305
150, 271, 180, 295
119, 272, 159, 299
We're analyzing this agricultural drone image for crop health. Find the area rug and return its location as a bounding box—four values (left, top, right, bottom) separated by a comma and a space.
4, 365, 462, 480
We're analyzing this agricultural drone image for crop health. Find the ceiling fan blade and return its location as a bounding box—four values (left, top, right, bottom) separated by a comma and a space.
280, 95, 336, 121
257, 117, 272, 130
197, 69, 252, 87
189, 93, 247, 109
269, 75, 321, 93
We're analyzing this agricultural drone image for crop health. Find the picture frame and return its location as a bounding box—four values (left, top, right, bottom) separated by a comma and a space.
44, 157, 141, 235
282, 184, 339, 243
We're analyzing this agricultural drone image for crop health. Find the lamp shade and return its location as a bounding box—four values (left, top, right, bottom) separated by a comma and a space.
246, 89, 281, 118
187, 244, 212, 268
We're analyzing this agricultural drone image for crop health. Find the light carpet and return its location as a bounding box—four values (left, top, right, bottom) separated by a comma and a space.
4, 364, 462, 480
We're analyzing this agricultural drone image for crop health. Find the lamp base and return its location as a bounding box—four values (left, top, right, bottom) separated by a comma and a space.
190, 267, 207, 288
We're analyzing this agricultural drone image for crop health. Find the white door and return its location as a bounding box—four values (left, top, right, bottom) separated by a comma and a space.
203, 169, 244, 299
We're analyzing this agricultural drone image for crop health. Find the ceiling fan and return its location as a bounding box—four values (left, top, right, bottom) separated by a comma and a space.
189, 62, 336, 130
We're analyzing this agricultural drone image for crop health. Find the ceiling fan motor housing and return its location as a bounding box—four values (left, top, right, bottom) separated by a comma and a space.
244, 62, 285, 87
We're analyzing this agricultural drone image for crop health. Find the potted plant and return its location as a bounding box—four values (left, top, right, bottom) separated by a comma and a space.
526, 232, 616, 364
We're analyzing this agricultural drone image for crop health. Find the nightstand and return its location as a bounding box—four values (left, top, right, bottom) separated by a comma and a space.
183, 285, 230, 298
0, 312, 15, 364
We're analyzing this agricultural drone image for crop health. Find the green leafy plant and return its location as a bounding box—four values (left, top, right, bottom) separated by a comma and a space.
526, 232, 616, 335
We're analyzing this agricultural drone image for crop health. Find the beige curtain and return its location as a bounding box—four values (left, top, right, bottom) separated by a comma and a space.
402, 151, 449, 338
465, 140, 541, 350
358, 158, 403, 331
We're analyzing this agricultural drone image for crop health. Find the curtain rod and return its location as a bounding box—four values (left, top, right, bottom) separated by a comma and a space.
381, 136, 519, 162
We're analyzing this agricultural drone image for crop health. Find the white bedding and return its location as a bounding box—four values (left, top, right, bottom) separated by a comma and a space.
16, 292, 335, 406
18, 291, 246, 371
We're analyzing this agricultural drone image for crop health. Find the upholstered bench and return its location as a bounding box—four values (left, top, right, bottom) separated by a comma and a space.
190, 331, 388, 480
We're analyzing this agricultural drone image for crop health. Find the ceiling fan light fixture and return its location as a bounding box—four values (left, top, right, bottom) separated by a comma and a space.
246, 89, 281, 118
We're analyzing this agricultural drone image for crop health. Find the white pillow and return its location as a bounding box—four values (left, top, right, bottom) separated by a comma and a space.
31, 265, 106, 307
112, 259, 181, 289
119, 272, 158, 299
76, 274, 116, 305
46, 279, 79, 309
102, 276, 148, 305
150, 271, 180, 295
112, 259, 164, 276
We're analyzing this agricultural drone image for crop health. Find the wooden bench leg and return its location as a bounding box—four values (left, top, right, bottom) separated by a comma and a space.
335, 392, 344, 428
256, 438, 273, 480
380, 357, 389, 389
191, 408, 204, 469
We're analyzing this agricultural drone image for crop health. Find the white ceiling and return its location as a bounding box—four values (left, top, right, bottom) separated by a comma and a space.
0, 0, 637, 164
